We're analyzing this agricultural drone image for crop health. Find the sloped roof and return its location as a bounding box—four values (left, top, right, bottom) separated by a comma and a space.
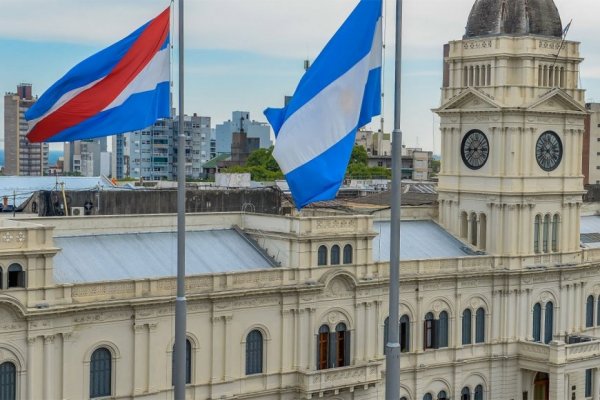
372, 220, 473, 261
53, 229, 275, 283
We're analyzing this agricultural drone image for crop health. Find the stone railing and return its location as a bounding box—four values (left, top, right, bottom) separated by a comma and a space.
297, 362, 382, 395
566, 340, 600, 362
517, 341, 551, 362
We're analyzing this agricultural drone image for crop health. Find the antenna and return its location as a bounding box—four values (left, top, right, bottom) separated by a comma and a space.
303, 59, 310, 71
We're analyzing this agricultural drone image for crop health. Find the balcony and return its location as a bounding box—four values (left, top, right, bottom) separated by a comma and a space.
518, 337, 600, 368
297, 362, 382, 397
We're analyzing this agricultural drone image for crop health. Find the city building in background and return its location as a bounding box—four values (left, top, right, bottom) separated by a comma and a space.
355, 128, 391, 156
215, 111, 271, 155
585, 103, 600, 185
127, 114, 211, 180
64, 138, 110, 177
3, 84, 49, 176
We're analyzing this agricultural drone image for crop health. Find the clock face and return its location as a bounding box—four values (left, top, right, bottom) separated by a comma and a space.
535, 131, 562, 172
461, 130, 489, 170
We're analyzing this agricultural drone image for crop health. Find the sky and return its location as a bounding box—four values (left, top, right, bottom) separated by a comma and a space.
1, 0, 600, 155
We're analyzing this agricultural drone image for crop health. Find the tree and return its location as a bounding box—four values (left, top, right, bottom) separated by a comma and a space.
349, 145, 368, 166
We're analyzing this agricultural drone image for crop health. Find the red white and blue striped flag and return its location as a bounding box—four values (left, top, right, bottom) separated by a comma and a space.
26, 8, 170, 143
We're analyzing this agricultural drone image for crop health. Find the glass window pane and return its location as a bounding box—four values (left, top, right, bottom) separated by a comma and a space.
439, 311, 449, 348
245, 330, 263, 375
587, 296, 594, 328
533, 303, 542, 342
462, 309, 472, 345
318, 246, 327, 266
90, 348, 111, 398
476, 308, 485, 343
343, 245, 352, 264
544, 302, 554, 344
474, 385, 484, 400
331, 245, 340, 265
0, 362, 16, 400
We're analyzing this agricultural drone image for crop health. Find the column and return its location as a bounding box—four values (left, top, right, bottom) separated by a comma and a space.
526, 289, 533, 340
492, 127, 501, 175
540, 303, 546, 342
507, 290, 516, 339
26, 337, 37, 400
549, 369, 566, 400
224, 315, 233, 378
132, 324, 147, 394
307, 308, 316, 368
441, 128, 447, 174
147, 323, 158, 393
43, 335, 55, 400
416, 295, 423, 352
210, 316, 223, 382
280, 309, 292, 372
559, 285, 567, 336
467, 214, 473, 246
364, 302, 373, 360
298, 310, 308, 369
574, 283, 580, 332
515, 289, 522, 339
492, 289, 501, 342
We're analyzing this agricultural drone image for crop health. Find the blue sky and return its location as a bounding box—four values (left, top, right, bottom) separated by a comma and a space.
2, 0, 600, 154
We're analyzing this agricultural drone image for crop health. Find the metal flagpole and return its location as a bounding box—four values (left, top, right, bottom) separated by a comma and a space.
174, 0, 187, 397
385, 0, 403, 399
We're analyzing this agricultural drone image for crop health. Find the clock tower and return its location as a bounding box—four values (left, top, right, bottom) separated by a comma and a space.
435, 0, 587, 260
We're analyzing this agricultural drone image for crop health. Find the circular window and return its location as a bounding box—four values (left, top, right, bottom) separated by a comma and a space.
461, 129, 489, 170
535, 131, 563, 172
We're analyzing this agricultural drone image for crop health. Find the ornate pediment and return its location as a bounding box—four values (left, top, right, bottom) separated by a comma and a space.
435, 88, 502, 112
527, 89, 587, 113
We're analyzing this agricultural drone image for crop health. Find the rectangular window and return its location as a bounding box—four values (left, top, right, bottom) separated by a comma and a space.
586, 369, 592, 397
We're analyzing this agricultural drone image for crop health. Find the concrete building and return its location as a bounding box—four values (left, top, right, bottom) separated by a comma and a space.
584, 103, 600, 185
215, 112, 271, 155
129, 114, 211, 180
3, 84, 49, 176
112, 134, 129, 179
367, 147, 433, 181
64, 138, 109, 177
355, 129, 391, 157
1, 2, 599, 400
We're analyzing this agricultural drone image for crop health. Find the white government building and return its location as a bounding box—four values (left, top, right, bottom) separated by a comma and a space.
1, 0, 600, 399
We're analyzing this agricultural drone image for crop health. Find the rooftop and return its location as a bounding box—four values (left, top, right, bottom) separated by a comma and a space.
53, 228, 275, 284
465, 0, 563, 39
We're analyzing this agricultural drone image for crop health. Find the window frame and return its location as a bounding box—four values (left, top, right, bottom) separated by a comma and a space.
586, 295, 594, 328
462, 309, 472, 345
0, 361, 16, 400
245, 330, 264, 375
6, 264, 24, 289
533, 303, 542, 342
330, 245, 340, 265
89, 347, 112, 399
475, 307, 485, 343
317, 246, 328, 266
343, 244, 353, 264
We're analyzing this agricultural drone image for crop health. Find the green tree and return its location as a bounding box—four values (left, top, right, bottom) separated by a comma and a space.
349, 145, 368, 166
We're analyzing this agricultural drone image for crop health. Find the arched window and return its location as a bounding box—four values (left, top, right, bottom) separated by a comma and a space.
439, 311, 449, 348
335, 323, 350, 367
534, 215, 541, 253
383, 317, 389, 354
317, 246, 327, 266
438, 390, 448, 400
343, 244, 352, 264
400, 314, 410, 353
7, 264, 24, 289
544, 302, 554, 344
90, 348, 112, 398
533, 303, 542, 342
475, 308, 485, 343
462, 309, 472, 345
401, 398, 408, 400
0, 362, 16, 400
461, 387, 471, 400
543, 215, 550, 253
246, 330, 263, 375
317, 325, 329, 370
552, 214, 559, 252
424, 312, 435, 350
424, 393, 433, 400
474, 385, 484, 400
330, 245, 340, 265
172, 339, 192, 384
586, 295, 595, 328
0, 267, 3, 290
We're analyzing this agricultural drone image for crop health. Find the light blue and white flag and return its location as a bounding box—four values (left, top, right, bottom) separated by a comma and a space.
264, 0, 382, 209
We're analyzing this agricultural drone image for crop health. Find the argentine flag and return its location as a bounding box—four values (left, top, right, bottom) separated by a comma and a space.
264, 0, 382, 209
25, 8, 170, 143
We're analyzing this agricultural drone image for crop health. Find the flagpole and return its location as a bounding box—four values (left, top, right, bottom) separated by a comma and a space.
174, 0, 187, 397
385, 0, 402, 399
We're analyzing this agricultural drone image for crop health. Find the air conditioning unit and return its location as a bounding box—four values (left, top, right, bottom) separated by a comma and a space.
71, 207, 85, 217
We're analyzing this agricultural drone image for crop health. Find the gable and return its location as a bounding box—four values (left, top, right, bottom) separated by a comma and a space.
436, 89, 501, 112
527, 89, 587, 113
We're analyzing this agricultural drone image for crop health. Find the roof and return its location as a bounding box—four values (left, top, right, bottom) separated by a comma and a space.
465, 0, 563, 39
203, 153, 231, 169
372, 220, 474, 261
0, 176, 116, 207
580, 215, 600, 248
53, 229, 275, 283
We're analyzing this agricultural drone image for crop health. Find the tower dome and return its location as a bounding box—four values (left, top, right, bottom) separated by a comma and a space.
464, 0, 563, 38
